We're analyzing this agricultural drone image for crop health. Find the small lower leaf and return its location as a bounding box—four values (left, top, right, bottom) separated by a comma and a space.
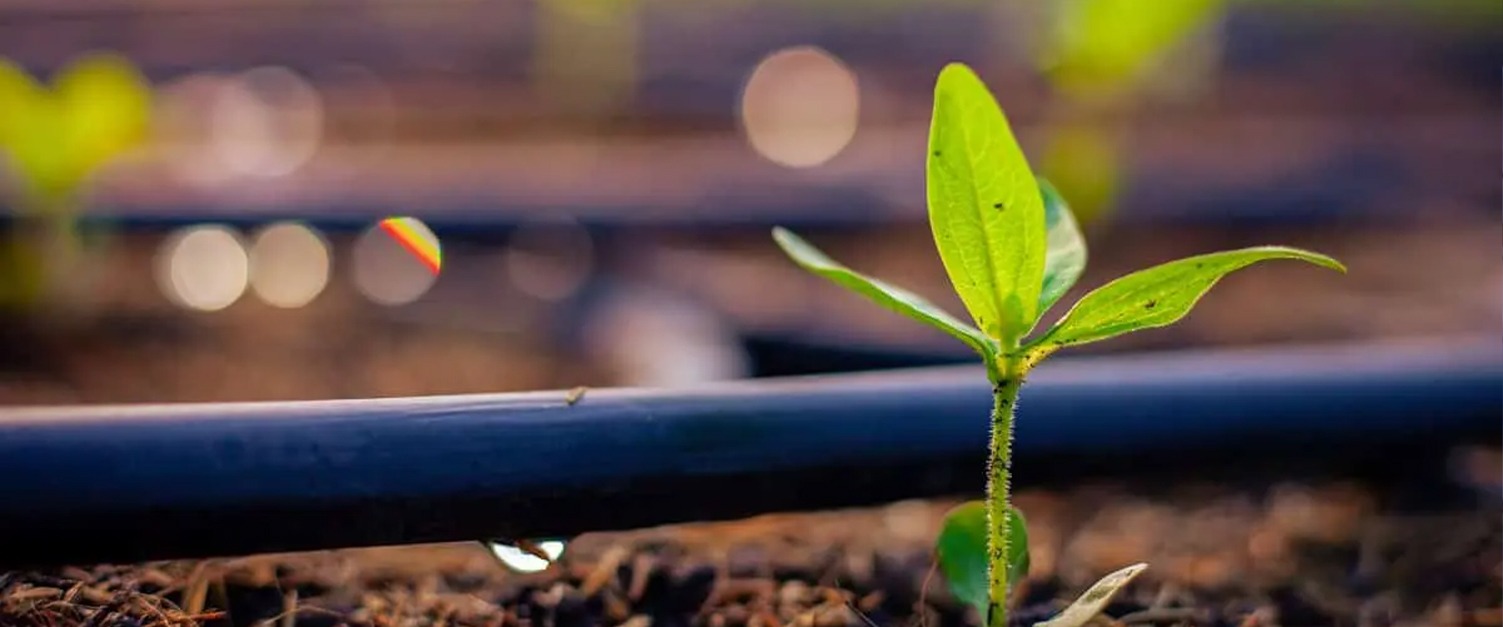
773, 227, 995, 358
936, 501, 1030, 623
1033, 563, 1148, 627
1003, 505, 1030, 595
937, 502, 989, 619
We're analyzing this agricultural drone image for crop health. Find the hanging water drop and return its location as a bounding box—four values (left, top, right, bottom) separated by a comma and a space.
485, 538, 567, 573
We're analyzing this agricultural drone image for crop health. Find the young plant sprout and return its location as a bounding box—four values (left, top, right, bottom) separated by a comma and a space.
772, 63, 1344, 627
0, 53, 151, 311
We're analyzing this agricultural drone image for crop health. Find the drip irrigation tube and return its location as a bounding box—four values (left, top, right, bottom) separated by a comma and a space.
0, 336, 1497, 567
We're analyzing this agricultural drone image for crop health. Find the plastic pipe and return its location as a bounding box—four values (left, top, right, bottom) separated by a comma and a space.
0, 336, 1496, 567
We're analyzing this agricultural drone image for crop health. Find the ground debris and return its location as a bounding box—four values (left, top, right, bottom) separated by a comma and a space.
0, 571, 221, 627
2, 479, 1498, 626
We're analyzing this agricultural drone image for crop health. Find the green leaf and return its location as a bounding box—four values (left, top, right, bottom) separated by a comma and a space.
1037, 178, 1087, 316
1004, 505, 1030, 590
927, 62, 1047, 344
936, 501, 1029, 622
1033, 247, 1344, 349
772, 227, 994, 359
936, 502, 988, 619
1033, 563, 1148, 627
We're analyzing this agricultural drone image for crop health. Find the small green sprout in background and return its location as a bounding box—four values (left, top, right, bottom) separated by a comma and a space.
773, 62, 1343, 627
1034, 0, 1229, 227
0, 52, 152, 313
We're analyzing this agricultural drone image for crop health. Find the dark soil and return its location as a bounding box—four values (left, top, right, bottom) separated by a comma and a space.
4, 449, 1499, 627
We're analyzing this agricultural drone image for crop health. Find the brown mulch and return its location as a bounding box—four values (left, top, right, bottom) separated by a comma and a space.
0, 570, 228, 626
4, 450, 1499, 627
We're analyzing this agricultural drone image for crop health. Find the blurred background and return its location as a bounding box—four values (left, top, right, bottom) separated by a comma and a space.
0, 0, 1497, 405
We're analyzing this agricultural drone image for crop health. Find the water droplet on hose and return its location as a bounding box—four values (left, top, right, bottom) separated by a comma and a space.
486, 539, 567, 573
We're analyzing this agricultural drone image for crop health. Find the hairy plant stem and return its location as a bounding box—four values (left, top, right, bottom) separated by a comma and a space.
986, 362, 1024, 627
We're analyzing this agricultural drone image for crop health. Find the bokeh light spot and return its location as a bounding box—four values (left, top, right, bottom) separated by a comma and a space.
248, 222, 330, 308
739, 46, 860, 168
582, 290, 749, 387
156, 73, 234, 186
155, 225, 249, 312
353, 217, 441, 306
211, 66, 324, 178
503, 219, 594, 302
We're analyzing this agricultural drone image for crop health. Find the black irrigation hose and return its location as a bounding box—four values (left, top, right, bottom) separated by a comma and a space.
0, 336, 1497, 568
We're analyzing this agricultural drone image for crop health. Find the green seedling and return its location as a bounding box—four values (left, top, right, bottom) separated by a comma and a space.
0, 52, 151, 311
1035, 0, 1229, 225
0, 52, 151, 207
1039, 0, 1226, 102
772, 62, 1343, 627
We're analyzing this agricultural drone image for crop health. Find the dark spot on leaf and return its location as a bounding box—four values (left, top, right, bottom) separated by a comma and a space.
932, 150, 942, 157
1145, 300, 1157, 309
993, 202, 1004, 211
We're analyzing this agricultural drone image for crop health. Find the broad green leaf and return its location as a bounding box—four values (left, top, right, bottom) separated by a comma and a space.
927, 63, 1046, 344
772, 227, 993, 358
1037, 178, 1086, 316
936, 501, 1029, 622
1033, 563, 1148, 627
1034, 247, 1344, 349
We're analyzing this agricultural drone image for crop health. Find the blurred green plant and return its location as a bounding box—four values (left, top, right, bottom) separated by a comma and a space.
772, 62, 1342, 626
1032, 0, 1228, 226
0, 52, 151, 312
1251, 0, 1503, 24
1038, 0, 1226, 102
535, 0, 639, 125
